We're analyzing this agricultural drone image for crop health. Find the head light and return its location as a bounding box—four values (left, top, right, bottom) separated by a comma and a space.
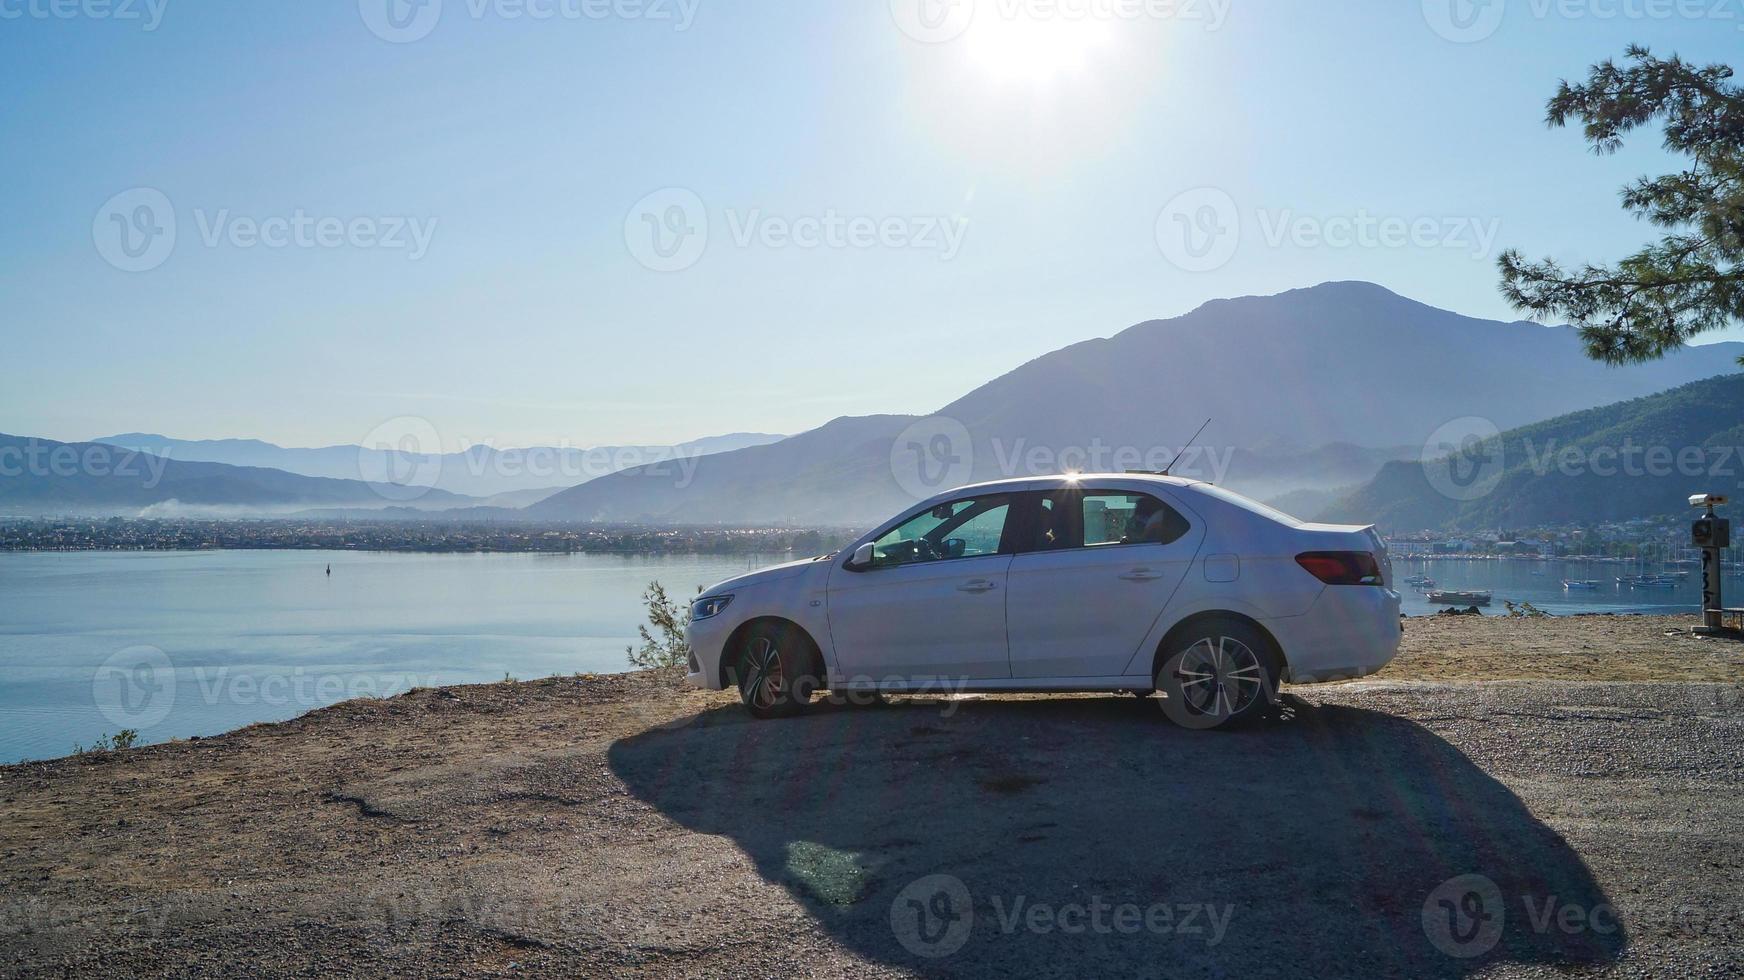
691, 594, 733, 621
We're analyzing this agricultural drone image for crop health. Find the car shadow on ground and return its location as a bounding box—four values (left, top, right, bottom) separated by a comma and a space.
608, 694, 1625, 977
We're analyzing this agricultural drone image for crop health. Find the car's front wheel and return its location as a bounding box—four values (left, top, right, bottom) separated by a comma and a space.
732, 623, 817, 720
1155, 619, 1278, 730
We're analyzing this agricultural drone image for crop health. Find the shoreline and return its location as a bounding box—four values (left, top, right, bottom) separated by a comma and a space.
1, 616, 1739, 977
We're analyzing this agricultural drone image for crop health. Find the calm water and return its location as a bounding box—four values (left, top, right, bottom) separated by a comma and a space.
3, 550, 1737, 764
1392, 557, 1739, 617
0, 550, 781, 764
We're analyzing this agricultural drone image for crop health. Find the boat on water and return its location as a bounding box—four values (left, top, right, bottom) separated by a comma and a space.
1563, 580, 1601, 590
1426, 589, 1492, 606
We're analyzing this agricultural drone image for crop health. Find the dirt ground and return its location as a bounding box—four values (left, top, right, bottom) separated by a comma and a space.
2, 615, 1740, 978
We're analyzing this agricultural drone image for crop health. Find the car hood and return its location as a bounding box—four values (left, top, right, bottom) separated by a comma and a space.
702, 556, 829, 595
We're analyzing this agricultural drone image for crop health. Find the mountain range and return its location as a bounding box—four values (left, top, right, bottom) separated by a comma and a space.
0, 434, 476, 517
0, 431, 783, 518
528, 282, 1744, 525
94, 432, 786, 498
1321, 375, 1744, 531
11, 282, 1741, 525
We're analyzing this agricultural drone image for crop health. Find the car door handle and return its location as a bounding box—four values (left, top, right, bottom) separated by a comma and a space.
1119, 568, 1164, 582
957, 579, 999, 594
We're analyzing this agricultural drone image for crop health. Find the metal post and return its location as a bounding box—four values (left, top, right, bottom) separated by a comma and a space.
1691, 495, 1733, 636
1702, 501, 1723, 632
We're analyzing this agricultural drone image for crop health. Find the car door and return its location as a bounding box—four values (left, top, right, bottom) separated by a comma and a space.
826, 494, 1016, 683
1006, 488, 1204, 678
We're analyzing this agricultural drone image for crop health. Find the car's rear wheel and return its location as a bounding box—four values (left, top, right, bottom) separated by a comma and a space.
732, 623, 816, 720
1155, 619, 1277, 730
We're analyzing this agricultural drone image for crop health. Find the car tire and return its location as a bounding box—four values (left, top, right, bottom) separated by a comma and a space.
732, 622, 817, 720
1154, 618, 1279, 730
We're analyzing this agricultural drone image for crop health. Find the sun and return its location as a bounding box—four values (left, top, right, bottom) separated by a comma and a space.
963, 15, 1114, 83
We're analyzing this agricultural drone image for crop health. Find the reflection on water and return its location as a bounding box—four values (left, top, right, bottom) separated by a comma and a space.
1392, 557, 1739, 617
0, 550, 784, 764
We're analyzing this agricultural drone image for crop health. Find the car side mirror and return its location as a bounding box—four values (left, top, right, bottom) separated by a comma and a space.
850, 542, 876, 570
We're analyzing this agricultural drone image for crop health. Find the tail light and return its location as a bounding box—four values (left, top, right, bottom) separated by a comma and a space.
1296, 551, 1384, 586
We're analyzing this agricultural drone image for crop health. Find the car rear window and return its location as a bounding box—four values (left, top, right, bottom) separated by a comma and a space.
1190, 484, 1304, 527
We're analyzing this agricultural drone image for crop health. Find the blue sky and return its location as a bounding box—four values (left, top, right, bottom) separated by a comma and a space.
1, 0, 1737, 450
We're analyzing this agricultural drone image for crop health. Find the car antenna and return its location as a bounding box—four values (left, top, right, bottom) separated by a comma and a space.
1160, 419, 1212, 477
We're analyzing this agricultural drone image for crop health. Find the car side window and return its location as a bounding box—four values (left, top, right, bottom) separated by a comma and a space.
871, 496, 1011, 568
1081, 493, 1189, 548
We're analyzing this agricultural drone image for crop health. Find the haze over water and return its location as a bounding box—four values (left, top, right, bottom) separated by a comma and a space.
0, 550, 777, 764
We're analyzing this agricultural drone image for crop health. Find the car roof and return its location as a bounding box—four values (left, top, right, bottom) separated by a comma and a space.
921, 473, 1206, 502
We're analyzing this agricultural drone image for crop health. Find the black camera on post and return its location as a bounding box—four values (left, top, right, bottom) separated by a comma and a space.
1692, 517, 1730, 549
1691, 494, 1731, 549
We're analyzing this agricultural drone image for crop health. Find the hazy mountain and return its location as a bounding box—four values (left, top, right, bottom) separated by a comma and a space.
531, 282, 1744, 526
94, 432, 787, 498
0, 434, 476, 517
1319, 375, 1744, 532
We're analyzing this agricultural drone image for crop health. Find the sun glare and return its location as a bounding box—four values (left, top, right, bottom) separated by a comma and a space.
964, 15, 1114, 83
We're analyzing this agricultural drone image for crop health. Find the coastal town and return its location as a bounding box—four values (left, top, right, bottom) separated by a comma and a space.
0, 517, 853, 556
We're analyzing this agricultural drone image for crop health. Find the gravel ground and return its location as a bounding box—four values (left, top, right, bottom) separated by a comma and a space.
1, 616, 1740, 978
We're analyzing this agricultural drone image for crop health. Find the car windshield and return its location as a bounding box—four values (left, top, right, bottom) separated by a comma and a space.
1190, 484, 1304, 527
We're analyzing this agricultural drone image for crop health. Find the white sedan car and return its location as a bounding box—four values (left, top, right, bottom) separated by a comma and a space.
685, 475, 1401, 729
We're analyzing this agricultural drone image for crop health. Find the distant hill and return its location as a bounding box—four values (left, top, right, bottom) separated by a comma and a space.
94, 432, 787, 498
531, 282, 1744, 525
0, 434, 476, 518
1320, 375, 1744, 531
